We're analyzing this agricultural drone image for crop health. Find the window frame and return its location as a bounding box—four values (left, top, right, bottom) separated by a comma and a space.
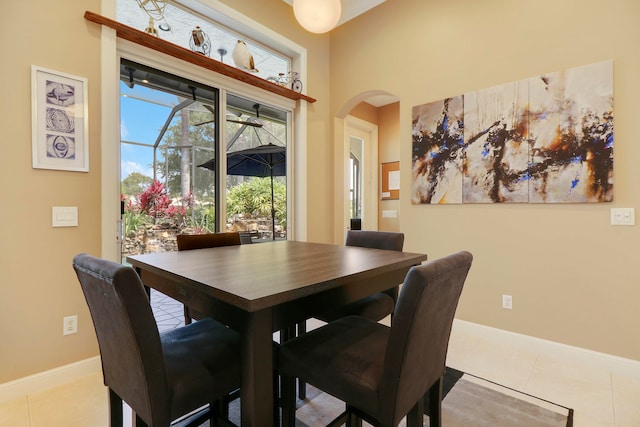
101, 0, 308, 260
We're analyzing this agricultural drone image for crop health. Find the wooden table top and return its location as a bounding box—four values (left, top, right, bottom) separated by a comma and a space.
127, 240, 428, 312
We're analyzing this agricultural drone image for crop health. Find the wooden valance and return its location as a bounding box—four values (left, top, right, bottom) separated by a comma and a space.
84, 11, 316, 103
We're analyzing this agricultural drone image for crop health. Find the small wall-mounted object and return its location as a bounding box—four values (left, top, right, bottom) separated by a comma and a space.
382, 210, 398, 218
610, 208, 635, 226
52, 206, 78, 227
381, 161, 400, 200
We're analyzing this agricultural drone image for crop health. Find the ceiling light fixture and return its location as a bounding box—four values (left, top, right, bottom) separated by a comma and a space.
293, 0, 342, 34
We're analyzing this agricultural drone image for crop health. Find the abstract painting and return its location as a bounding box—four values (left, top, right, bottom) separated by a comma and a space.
411, 60, 613, 204
411, 96, 465, 204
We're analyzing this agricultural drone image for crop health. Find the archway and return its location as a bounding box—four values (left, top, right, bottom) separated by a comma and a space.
333, 90, 400, 244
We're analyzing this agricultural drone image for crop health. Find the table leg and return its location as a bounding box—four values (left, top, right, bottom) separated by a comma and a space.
241, 308, 274, 427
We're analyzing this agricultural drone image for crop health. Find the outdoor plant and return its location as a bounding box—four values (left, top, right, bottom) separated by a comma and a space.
122, 180, 197, 237
138, 180, 193, 227
122, 198, 149, 237
138, 180, 174, 221
227, 177, 286, 228
187, 205, 215, 234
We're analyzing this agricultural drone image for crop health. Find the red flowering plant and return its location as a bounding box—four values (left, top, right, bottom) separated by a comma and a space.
138, 180, 170, 219
137, 180, 194, 228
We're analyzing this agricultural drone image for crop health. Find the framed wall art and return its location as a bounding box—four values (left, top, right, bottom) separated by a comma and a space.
31, 66, 88, 172
381, 161, 400, 200
411, 59, 613, 204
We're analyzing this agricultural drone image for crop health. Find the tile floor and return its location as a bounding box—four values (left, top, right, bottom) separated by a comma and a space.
1, 290, 639, 426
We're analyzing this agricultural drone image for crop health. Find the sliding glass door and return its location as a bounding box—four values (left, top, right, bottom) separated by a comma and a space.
119, 60, 289, 259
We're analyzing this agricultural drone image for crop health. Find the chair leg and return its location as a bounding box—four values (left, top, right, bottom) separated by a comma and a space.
108, 389, 123, 427
296, 320, 307, 399
184, 305, 193, 325
406, 398, 424, 427
426, 376, 443, 427
327, 410, 350, 427
280, 326, 293, 343
274, 370, 281, 427
346, 411, 362, 427
280, 373, 297, 427
212, 399, 224, 427
134, 413, 149, 427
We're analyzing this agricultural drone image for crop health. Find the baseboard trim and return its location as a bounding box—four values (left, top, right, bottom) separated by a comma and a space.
453, 319, 640, 377
0, 356, 101, 404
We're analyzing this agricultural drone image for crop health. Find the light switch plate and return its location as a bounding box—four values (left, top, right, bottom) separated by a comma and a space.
52, 207, 78, 227
382, 210, 398, 218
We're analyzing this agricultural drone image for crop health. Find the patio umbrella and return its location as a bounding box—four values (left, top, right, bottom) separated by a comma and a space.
198, 143, 286, 240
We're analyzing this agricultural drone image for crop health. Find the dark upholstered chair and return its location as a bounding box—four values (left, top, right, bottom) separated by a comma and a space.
278, 251, 473, 427
292, 230, 405, 400
72, 253, 241, 427
176, 232, 243, 324
316, 230, 405, 323
176, 231, 242, 251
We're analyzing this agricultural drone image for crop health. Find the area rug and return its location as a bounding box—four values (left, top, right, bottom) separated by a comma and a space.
423, 367, 574, 427
200, 367, 574, 427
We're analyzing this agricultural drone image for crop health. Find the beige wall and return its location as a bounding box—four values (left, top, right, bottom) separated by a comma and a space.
1, 0, 103, 383
378, 103, 401, 231
3, 0, 639, 387
0, 0, 333, 384
350, 102, 379, 124
330, 0, 640, 360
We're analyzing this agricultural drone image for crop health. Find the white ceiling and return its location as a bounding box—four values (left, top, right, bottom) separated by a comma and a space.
365, 95, 399, 107
282, 0, 386, 28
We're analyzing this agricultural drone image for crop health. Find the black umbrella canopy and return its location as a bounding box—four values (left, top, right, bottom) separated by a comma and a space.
198, 143, 286, 240
198, 143, 285, 176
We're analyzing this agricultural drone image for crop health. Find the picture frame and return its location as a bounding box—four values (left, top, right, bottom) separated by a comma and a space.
381, 161, 400, 200
31, 65, 88, 172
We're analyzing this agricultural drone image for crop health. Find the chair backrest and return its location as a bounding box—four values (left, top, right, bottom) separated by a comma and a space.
72, 254, 171, 425
346, 230, 405, 301
379, 251, 473, 425
239, 232, 254, 244
176, 232, 242, 251
345, 230, 404, 251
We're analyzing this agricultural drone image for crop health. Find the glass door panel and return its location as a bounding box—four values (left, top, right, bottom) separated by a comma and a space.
120, 60, 219, 257
225, 94, 287, 241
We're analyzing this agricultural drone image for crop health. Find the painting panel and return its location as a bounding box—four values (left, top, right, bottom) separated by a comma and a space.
411, 96, 464, 204
527, 60, 613, 202
463, 80, 530, 203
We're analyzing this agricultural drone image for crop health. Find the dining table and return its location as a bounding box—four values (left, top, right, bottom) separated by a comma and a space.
126, 240, 428, 426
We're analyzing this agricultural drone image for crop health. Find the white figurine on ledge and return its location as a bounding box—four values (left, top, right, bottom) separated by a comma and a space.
232, 40, 259, 73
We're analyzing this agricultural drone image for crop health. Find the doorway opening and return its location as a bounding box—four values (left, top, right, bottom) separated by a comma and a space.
342, 116, 378, 235
350, 137, 363, 229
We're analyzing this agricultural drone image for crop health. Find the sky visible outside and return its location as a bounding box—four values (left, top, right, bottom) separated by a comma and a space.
120, 82, 179, 180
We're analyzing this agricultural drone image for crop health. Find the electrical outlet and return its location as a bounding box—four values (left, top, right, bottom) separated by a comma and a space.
611, 208, 635, 226
502, 294, 513, 310
63, 315, 78, 335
